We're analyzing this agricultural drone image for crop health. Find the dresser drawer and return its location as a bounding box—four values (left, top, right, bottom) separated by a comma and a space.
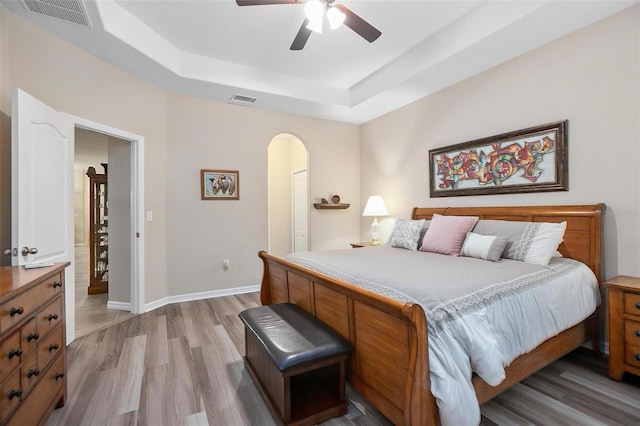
0, 367, 22, 422
6, 354, 65, 426
37, 323, 63, 372
623, 291, 640, 316
0, 330, 22, 379
21, 318, 38, 356
21, 352, 40, 397
0, 272, 63, 335
624, 319, 640, 346
624, 343, 640, 369
37, 297, 63, 337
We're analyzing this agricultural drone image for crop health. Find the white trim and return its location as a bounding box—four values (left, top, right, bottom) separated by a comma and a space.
106, 301, 131, 311
63, 113, 146, 315
144, 285, 261, 313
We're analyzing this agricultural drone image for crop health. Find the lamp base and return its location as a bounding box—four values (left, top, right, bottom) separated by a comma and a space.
370, 238, 382, 246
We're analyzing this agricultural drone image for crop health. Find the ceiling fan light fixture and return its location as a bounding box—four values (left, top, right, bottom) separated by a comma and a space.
306, 16, 323, 34
304, 0, 323, 21
327, 6, 345, 30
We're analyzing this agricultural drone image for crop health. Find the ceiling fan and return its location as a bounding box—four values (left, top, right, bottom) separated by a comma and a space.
236, 0, 382, 50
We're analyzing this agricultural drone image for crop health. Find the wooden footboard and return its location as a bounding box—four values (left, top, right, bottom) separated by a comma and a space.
258, 204, 604, 426
258, 251, 438, 425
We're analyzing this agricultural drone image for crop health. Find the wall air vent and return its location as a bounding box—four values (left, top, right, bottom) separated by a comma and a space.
229, 94, 257, 105
20, 0, 92, 28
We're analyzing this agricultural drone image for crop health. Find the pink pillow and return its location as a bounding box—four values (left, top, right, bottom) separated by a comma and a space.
419, 214, 479, 256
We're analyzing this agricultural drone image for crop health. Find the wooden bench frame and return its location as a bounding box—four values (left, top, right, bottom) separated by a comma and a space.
241, 305, 351, 426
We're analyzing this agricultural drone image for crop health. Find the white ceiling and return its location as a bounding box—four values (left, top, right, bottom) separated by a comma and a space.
2, 0, 637, 124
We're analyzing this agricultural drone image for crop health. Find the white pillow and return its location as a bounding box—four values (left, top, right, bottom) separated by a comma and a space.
460, 233, 508, 262
513, 222, 567, 265
387, 219, 426, 250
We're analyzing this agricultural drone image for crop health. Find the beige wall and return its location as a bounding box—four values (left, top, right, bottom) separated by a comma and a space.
0, 9, 360, 303
165, 95, 359, 296
360, 6, 640, 278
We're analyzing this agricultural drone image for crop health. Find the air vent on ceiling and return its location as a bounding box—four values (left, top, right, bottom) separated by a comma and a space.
21, 0, 92, 28
229, 94, 257, 105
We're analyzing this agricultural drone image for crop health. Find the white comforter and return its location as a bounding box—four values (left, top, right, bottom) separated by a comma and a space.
285, 246, 599, 426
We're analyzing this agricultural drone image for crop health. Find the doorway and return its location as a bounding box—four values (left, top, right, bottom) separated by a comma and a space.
74, 128, 137, 338
267, 134, 309, 256
68, 115, 145, 344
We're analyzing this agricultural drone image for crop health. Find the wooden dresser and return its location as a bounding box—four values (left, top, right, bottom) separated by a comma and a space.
604, 275, 640, 381
0, 262, 69, 425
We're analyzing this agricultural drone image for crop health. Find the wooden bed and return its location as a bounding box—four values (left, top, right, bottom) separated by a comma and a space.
258, 204, 604, 425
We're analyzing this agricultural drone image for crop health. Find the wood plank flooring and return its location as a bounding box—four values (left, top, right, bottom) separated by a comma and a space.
47, 294, 640, 426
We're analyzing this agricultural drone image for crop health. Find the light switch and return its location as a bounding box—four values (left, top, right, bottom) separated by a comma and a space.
146, 211, 153, 222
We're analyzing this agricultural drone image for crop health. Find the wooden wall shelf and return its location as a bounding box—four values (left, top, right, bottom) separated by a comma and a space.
314, 203, 350, 210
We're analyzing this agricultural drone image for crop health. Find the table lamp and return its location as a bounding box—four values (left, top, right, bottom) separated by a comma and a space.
362, 195, 389, 246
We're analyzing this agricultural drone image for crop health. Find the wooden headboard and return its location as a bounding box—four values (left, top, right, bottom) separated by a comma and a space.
412, 204, 605, 282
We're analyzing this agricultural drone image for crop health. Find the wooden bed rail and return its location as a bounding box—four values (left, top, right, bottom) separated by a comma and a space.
258, 250, 437, 425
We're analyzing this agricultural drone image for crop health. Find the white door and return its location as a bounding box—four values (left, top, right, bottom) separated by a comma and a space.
12, 88, 75, 341
292, 170, 308, 252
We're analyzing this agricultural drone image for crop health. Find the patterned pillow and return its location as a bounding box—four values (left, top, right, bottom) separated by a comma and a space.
512, 222, 567, 265
387, 219, 426, 250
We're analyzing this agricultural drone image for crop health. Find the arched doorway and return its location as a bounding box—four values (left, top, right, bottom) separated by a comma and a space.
267, 134, 309, 256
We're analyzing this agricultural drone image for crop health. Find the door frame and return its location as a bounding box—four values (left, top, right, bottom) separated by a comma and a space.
65, 114, 145, 315
291, 168, 309, 252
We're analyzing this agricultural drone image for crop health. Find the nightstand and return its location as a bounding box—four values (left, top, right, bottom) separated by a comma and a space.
604, 275, 640, 380
350, 242, 371, 248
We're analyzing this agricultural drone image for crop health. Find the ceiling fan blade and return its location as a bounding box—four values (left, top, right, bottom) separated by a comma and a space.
335, 4, 381, 43
236, 0, 299, 5
290, 19, 312, 50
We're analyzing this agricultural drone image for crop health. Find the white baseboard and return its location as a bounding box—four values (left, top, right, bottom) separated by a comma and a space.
106, 300, 132, 311
144, 284, 261, 313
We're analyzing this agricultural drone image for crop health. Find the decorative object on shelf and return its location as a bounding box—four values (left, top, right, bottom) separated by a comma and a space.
429, 120, 568, 197
86, 166, 108, 294
362, 195, 389, 246
201, 169, 239, 200
314, 194, 350, 209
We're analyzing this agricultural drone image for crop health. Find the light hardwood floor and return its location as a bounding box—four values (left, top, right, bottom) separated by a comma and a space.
48, 294, 640, 426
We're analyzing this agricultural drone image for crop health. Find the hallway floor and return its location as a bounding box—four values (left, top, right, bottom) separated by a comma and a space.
75, 245, 135, 338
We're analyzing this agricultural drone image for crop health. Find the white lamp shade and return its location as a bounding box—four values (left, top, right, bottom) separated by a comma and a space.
362, 195, 389, 217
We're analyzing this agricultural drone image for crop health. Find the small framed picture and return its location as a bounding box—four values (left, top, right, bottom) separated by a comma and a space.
201, 169, 239, 200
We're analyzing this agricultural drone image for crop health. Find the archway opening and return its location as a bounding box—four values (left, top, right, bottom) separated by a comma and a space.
267, 134, 309, 256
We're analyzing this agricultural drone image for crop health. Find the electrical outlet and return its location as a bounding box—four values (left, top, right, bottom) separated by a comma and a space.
223, 259, 230, 271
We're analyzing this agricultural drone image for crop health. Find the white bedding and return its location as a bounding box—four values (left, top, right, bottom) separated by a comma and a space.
284, 246, 600, 426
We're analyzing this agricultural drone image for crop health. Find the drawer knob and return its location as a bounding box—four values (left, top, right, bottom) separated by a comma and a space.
7, 389, 23, 400
27, 332, 40, 342
55, 372, 65, 380
52, 281, 62, 289
636, 353, 640, 361
636, 302, 640, 309
8, 348, 22, 359
9, 306, 24, 317
48, 343, 59, 352
636, 330, 640, 337
47, 313, 59, 321
27, 368, 40, 378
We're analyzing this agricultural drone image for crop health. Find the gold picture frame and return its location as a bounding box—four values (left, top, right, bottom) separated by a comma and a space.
201, 169, 239, 200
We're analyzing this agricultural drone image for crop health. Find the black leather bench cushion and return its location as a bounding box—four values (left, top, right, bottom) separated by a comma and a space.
239, 303, 352, 372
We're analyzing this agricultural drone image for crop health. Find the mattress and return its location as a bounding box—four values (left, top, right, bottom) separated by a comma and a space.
285, 246, 599, 425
